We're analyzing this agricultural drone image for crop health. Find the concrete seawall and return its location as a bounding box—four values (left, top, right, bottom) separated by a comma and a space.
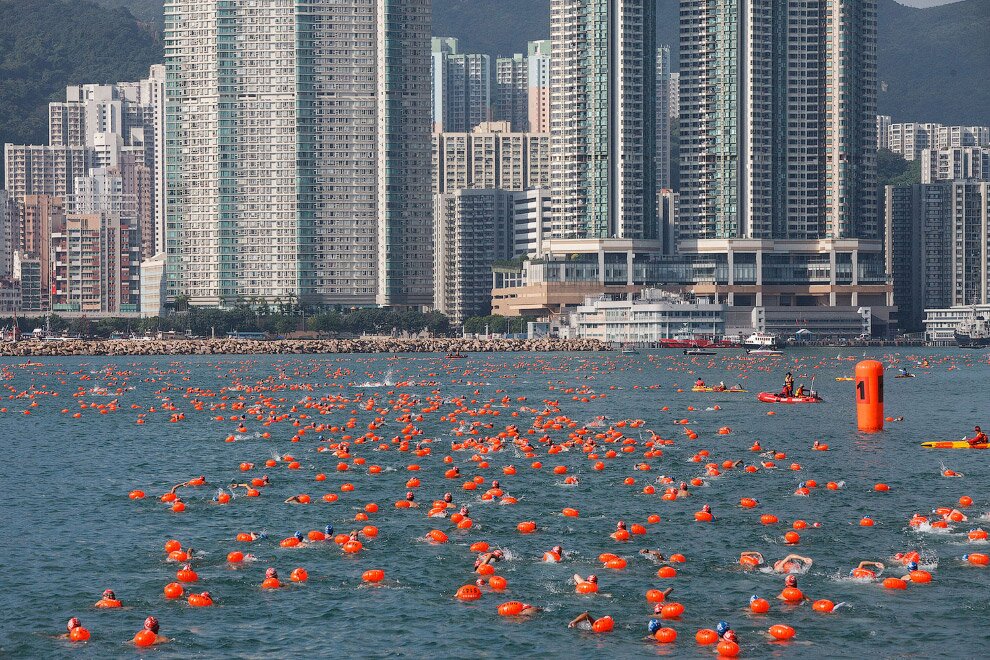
0, 338, 607, 357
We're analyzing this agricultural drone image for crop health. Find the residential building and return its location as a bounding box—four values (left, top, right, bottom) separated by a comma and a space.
550, 0, 657, 240
659, 189, 678, 255
512, 188, 552, 257
656, 45, 672, 191
887, 122, 941, 160
495, 53, 528, 132
432, 37, 491, 133
935, 125, 990, 150
677, 0, 888, 316
877, 115, 891, 150
4, 145, 93, 215
12, 252, 42, 312
433, 189, 515, 324
51, 212, 140, 313
140, 253, 167, 317
527, 40, 552, 133
921, 147, 990, 184
0, 191, 14, 279
886, 182, 990, 331
19, 195, 65, 310
164, 0, 432, 308
433, 123, 550, 194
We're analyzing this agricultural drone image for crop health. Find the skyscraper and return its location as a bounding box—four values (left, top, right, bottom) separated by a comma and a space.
550, 0, 657, 240
527, 40, 552, 134
164, 0, 431, 308
656, 45, 672, 191
674, 0, 889, 322
494, 40, 551, 134
680, 0, 878, 242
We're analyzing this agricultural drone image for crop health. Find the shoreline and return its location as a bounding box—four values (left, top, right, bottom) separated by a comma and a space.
0, 338, 606, 357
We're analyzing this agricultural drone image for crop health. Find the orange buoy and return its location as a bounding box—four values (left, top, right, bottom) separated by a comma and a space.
477, 563, 496, 576
660, 602, 684, 619
456, 584, 482, 601
489, 575, 508, 591
497, 601, 525, 616
769, 624, 796, 640
517, 521, 537, 534
695, 628, 718, 645
965, 553, 989, 566
176, 568, 198, 583
562, 507, 579, 517
812, 599, 835, 613
261, 577, 281, 589
780, 587, 804, 602
363, 569, 385, 583
874, 483, 890, 492
654, 627, 677, 643
342, 540, 363, 553
959, 495, 974, 507
227, 551, 244, 563
163, 582, 184, 599
290, 567, 309, 582
859, 517, 875, 527
591, 616, 614, 633
133, 629, 157, 647
164, 539, 181, 553
470, 541, 490, 552
646, 589, 667, 603
657, 566, 677, 578
429, 529, 449, 543
129, 490, 145, 500
717, 640, 740, 657
909, 570, 932, 583
69, 626, 91, 642
576, 581, 598, 594
784, 531, 800, 545
188, 592, 213, 607
750, 597, 770, 613
855, 360, 884, 432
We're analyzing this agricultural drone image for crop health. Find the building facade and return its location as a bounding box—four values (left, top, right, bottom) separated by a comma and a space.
164, 0, 432, 308
886, 182, 990, 331
433, 123, 550, 194
432, 38, 491, 134
550, 0, 657, 240
433, 189, 515, 324
527, 40, 552, 134
921, 147, 990, 184
567, 290, 726, 344
51, 212, 140, 313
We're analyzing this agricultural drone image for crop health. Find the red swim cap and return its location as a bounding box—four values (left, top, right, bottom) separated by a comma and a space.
144, 616, 159, 633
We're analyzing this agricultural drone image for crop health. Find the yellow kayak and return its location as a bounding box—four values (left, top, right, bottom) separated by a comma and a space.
835, 377, 854, 381
921, 441, 989, 449
692, 387, 748, 393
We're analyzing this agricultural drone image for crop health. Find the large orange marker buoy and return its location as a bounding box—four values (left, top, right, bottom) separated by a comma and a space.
855, 360, 884, 432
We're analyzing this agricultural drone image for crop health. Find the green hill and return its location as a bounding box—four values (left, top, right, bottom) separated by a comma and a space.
0, 0, 162, 179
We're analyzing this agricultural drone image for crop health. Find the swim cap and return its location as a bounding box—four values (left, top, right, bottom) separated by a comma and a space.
67, 617, 81, 631
324, 524, 334, 535
587, 574, 598, 582
103, 589, 115, 598
293, 531, 304, 540
962, 554, 969, 561
144, 616, 159, 633
265, 567, 278, 578
716, 621, 730, 636
907, 561, 919, 571
648, 618, 663, 634
749, 595, 759, 603
785, 575, 797, 586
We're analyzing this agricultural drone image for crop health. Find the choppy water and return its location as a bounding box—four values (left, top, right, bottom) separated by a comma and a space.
1, 349, 988, 658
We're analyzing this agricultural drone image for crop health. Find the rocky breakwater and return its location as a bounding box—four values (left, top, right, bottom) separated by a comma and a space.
0, 337, 606, 357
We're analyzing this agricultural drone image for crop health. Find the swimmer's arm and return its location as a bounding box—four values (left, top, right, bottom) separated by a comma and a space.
858, 561, 884, 570
573, 574, 584, 584
661, 587, 673, 597
740, 551, 763, 560
568, 612, 594, 628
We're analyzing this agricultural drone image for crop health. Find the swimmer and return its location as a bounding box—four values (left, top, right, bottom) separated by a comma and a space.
716, 621, 738, 643
639, 549, 667, 562
739, 551, 765, 567
544, 545, 564, 562
777, 574, 811, 602
94, 589, 122, 608
899, 560, 922, 581
850, 561, 885, 579
568, 611, 599, 630
939, 508, 968, 523
168, 476, 206, 494
648, 591, 675, 611
243, 531, 266, 541
475, 549, 504, 569
573, 574, 598, 588
616, 521, 628, 532
442, 492, 454, 504
64, 617, 89, 641
404, 491, 419, 508
676, 482, 690, 498
134, 616, 166, 645
773, 554, 813, 573
699, 503, 714, 519
284, 495, 308, 504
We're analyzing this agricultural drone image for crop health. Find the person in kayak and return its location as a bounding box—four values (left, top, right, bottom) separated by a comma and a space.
967, 426, 987, 446
695, 378, 705, 388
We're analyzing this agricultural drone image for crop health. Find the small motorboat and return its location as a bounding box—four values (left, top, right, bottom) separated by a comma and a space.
684, 349, 717, 356
445, 353, 467, 359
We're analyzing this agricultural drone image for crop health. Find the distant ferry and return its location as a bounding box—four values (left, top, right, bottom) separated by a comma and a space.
742, 332, 780, 350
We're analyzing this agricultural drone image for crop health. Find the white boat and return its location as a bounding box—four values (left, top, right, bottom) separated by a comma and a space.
746, 347, 783, 356
743, 332, 780, 349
